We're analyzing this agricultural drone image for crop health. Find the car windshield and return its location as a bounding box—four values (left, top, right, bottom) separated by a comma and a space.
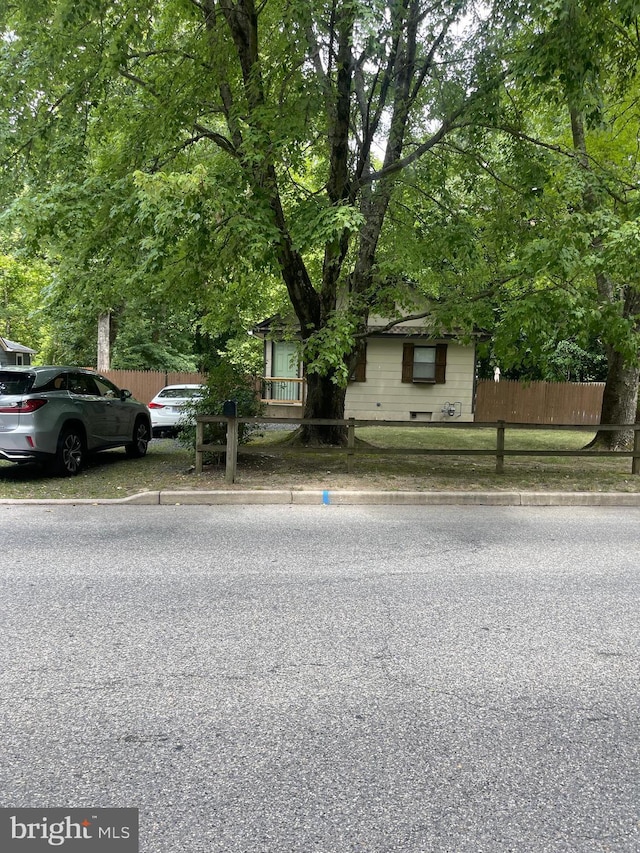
0, 372, 35, 396
158, 388, 203, 399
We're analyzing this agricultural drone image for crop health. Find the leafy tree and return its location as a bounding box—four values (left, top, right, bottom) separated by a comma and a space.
3, 0, 637, 448
0, 243, 50, 355
478, 338, 608, 382
389, 0, 640, 442
493, 0, 640, 446
545, 340, 608, 383
0, 0, 505, 443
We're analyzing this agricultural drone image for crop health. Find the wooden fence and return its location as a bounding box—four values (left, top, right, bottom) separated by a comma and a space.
99, 372, 610, 423
475, 379, 604, 424
96, 371, 607, 423
195, 416, 640, 483
99, 370, 206, 404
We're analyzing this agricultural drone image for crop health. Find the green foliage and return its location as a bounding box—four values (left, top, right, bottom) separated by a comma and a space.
479, 336, 608, 382
110, 316, 198, 371
290, 200, 366, 256
545, 340, 608, 382
1, 0, 639, 426
178, 362, 263, 450
0, 0, 509, 412
219, 335, 264, 376
303, 311, 362, 388
0, 250, 51, 353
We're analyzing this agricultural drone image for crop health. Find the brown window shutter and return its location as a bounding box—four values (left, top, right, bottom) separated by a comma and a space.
435, 343, 447, 383
353, 342, 367, 382
402, 343, 414, 383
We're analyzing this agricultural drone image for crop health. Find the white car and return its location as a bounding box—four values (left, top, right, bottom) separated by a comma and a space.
148, 384, 205, 437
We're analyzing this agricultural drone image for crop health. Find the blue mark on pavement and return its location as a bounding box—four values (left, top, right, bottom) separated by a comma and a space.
322, 490, 330, 505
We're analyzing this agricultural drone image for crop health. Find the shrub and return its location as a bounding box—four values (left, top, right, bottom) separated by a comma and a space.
177, 363, 263, 451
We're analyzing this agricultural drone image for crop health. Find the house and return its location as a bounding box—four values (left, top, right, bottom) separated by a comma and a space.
0, 336, 37, 367
254, 316, 481, 423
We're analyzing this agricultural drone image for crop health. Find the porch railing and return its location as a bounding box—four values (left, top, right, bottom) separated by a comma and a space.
261, 376, 306, 404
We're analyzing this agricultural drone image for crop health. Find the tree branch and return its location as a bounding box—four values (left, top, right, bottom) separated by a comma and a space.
358, 114, 466, 187
359, 68, 507, 189
192, 123, 237, 156
127, 48, 214, 72
148, 129, 236, 171
489, 123, 638, 201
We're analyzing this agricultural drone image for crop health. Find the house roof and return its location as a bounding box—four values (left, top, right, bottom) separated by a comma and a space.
0, 336, 37, 354
252, 316, 488, 341
366, 325, 453, 338
252, 316, 283, 335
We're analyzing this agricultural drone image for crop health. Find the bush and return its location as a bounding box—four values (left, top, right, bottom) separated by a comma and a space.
177, 363, 263, 451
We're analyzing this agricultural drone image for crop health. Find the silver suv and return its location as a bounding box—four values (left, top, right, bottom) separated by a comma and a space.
0, 366, 152, 476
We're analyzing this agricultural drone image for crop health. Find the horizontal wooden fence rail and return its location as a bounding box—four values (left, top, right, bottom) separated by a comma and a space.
194, 416, 640, 484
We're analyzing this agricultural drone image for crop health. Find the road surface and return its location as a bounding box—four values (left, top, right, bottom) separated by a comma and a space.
1, 504, 638, 852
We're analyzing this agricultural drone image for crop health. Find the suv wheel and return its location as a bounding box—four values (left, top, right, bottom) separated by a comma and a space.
55, 427, 85, 476
126, 418, 150, 458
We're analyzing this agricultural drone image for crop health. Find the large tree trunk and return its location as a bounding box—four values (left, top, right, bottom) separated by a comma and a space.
588, 351, 639, 450
299, 372, 348, 445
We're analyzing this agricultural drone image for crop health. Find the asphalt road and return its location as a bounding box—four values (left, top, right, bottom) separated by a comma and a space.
0, 504, 639, 853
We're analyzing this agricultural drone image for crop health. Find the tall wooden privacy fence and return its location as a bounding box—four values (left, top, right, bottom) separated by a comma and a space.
97, 373, 607, 423
475, 379, 604, 424
100, 370, 206, 404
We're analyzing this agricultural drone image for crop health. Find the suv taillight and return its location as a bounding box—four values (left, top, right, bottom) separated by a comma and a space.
0, 398, 48, 414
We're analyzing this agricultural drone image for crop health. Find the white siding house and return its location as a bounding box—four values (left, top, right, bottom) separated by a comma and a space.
345, 332, 476, 422
256, 318, 479, 422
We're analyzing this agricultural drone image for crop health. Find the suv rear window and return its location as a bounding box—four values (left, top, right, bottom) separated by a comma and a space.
0, 371, 35, 395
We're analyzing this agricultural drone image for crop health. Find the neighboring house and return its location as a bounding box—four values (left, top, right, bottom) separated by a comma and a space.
254, 316, 482, 423
0, 336, 37, 367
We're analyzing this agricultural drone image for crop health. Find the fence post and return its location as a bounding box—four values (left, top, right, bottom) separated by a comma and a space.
195, 418, 204, 475
347, 418, 356, 473
496, 420, 505, 474
225, 416, 239, 484
633, 427, 640, 475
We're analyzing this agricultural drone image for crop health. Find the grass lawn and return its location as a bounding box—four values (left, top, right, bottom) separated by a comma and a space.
242, 426, 639, 493
0, 427, 638, 500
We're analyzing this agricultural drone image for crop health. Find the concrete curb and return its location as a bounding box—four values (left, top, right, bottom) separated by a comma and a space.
2, 490, 640, 506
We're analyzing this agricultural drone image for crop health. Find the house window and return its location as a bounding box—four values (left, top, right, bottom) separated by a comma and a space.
15, 354, 24, 366
402, 343, 447, 384
413, 347, 436, 380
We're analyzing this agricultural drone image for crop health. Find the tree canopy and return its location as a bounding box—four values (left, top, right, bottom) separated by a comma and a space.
0, 245, 50, 349
1, 0, 639, 442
